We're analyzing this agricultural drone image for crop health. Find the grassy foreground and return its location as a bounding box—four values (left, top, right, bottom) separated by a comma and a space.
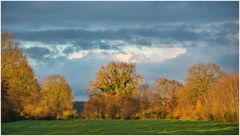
1, 119, 239, 135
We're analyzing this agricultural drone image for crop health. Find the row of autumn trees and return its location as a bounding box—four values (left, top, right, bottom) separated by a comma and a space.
83, 62, 239, 122
1, 33, 77, 122
1, 32, 239, 122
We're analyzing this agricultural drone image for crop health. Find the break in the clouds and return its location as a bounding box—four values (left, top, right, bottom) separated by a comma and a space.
1, 1, 239, 101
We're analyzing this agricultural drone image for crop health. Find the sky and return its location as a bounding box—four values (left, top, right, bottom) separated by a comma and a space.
1, 1, 239, 101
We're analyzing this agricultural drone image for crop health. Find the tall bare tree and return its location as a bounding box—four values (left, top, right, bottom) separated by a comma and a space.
185, 63, 222, 104
154, 78, 182, 98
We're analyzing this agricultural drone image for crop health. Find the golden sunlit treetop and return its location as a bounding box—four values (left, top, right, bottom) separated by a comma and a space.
86, 61, 142, 95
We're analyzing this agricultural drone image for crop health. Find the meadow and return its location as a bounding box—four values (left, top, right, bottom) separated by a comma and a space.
1, 119, 239, 135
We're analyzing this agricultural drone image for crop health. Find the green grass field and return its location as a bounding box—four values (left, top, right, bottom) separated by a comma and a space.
1, 119, 239, 135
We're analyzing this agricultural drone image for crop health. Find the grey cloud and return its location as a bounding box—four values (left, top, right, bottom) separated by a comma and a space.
2, 1, 238, 32
24, 47, 50, 59
13, 22, 238, 49
10, 27, 218, 43
13, 29, 131, 44
62, 40, 120, 54
11, 21, 238, 64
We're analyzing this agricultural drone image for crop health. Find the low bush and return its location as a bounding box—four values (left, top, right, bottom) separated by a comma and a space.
83, 94, 142, 119
136, 108, 169, 120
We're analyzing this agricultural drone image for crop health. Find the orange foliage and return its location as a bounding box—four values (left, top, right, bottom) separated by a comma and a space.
204, 73, 239, 121
83, 93, 141, 119
174, 64, 238, 122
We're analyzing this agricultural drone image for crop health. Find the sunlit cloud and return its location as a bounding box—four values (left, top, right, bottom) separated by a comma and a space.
68, 51, 88, 59
67, 43, 187, 63
111, 46, 186, 63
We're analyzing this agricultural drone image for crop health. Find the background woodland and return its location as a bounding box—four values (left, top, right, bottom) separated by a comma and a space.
1, 33, 239, 122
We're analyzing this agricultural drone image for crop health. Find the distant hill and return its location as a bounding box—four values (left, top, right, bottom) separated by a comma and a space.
73, 101, 85, 114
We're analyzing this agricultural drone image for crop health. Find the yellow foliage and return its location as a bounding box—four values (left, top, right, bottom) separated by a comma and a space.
63, 110, 78, 119
193, 100, 204, 120
1, 32, 39, 120
40, 75, 75, 119
86, 62, 142, 95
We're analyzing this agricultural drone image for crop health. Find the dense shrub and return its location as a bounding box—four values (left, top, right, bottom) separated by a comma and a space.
136, 108, 169, 120
83, 94, 141, 119
83, 91, 176, 120
60, 110, 78, 120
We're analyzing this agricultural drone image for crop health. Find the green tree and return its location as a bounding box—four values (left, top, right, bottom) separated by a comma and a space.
87, 61, 142, 95
40, 75, 75, 119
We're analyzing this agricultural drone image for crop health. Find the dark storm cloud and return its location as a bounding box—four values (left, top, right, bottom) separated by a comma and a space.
2, 1, 238, 32
24, 47, 50, 60
2, 1, 238, 50
14, 29, 131, 44
13, 22, 238, 50
12, 28, 201, 53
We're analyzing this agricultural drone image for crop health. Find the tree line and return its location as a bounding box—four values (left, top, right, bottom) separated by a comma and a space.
83, 62, 238, 122
1, 33, 77, 122
1, 33, 239, 122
